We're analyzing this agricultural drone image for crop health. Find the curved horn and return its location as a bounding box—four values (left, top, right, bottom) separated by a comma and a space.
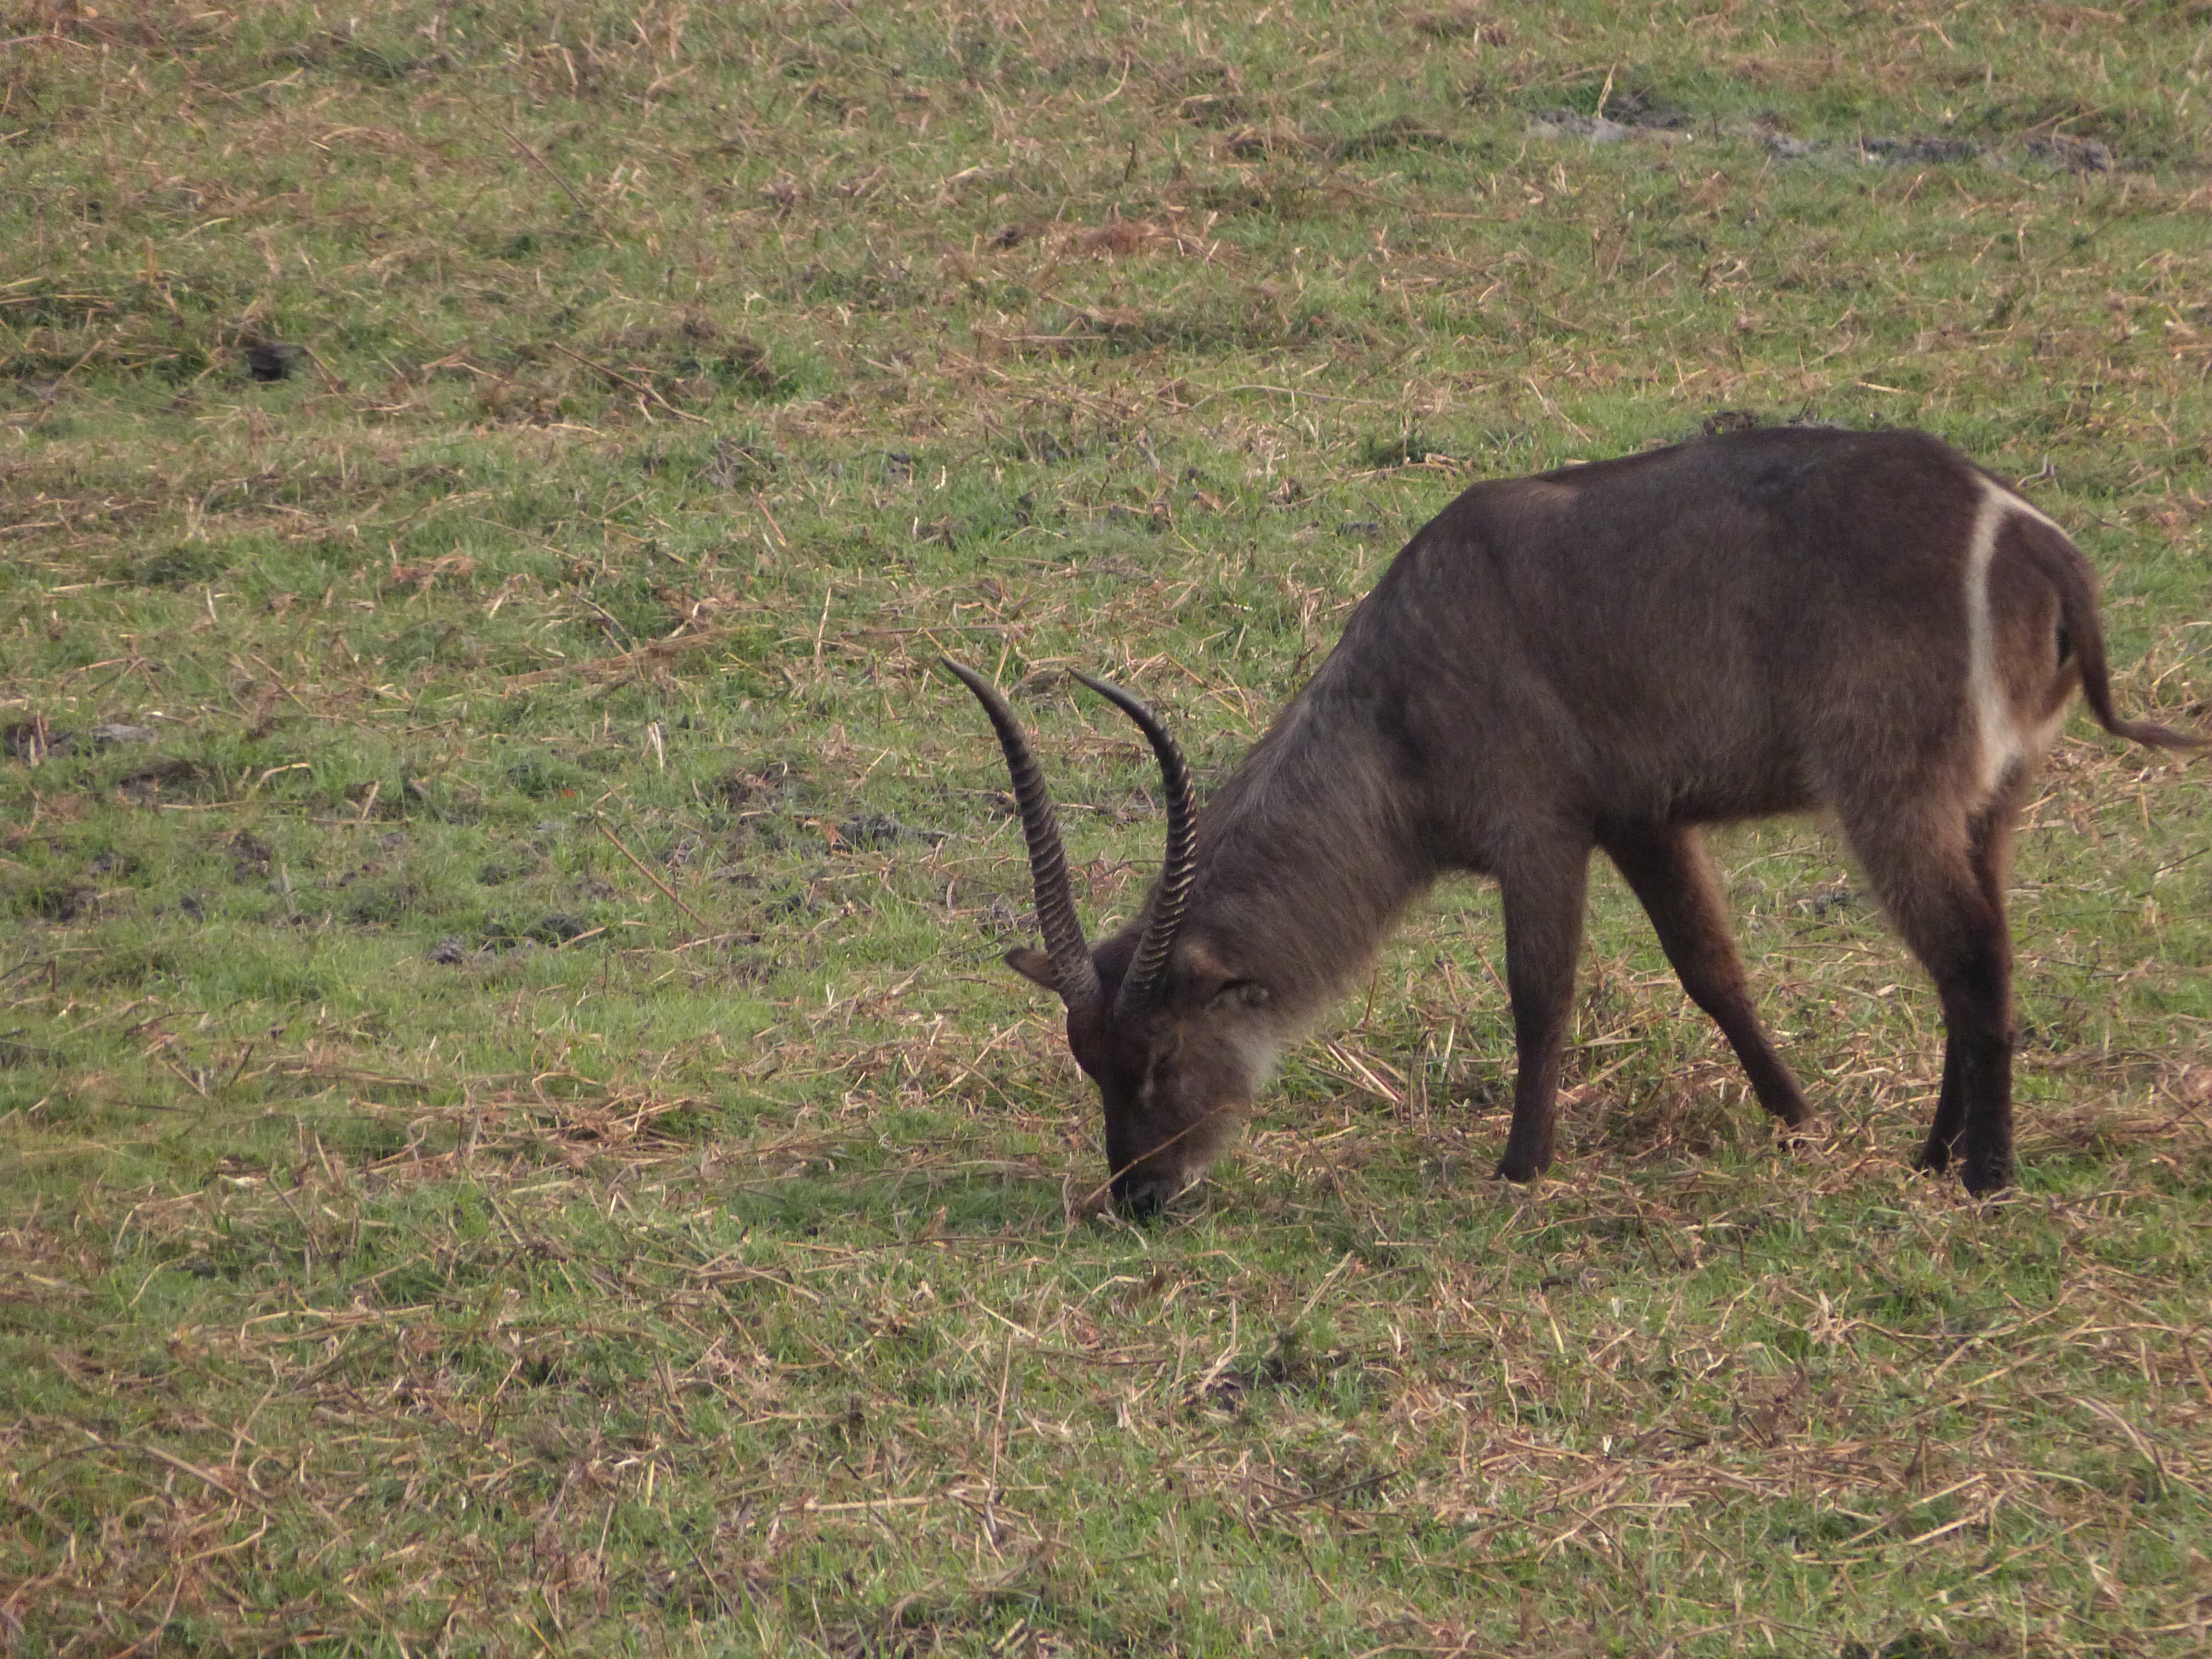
1071, 671, 1196, 1016
942, 660, 1103, 1014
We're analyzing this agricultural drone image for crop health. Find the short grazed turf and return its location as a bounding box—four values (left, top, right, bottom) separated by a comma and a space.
2, 3, 2208, 1653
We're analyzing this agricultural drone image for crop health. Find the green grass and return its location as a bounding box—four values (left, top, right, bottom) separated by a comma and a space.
3, 1, 2210, 1652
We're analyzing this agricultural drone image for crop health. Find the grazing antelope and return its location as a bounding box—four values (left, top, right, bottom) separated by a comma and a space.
948, 426, 2201, 1213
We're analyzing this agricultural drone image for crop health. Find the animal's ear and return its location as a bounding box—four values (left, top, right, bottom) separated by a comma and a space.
1003, 946, 1060, 993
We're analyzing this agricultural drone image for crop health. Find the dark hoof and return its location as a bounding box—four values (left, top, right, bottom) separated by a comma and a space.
1494, 1157, 1543, 1184
1912, 1141, 1955, 1175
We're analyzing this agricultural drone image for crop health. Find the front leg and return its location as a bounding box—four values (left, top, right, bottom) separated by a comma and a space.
1494, 852, 1592, 1182
1914, 1041, 1968, 1174
1602, 823, 1812, 1131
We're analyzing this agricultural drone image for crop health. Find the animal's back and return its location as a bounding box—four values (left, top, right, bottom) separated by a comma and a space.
1305, 428, 2036, 834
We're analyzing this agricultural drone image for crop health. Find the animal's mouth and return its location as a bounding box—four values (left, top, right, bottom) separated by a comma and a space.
1105, 1108, 1248, 1215
1112, 1186, 1167, 1220
1108, 1148, 1216, 1218
1108, 1170, 1185, 1218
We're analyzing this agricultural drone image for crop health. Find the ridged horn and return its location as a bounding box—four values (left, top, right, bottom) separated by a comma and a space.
1070, 671, 1196, 1016
943, 660, 1104, 1015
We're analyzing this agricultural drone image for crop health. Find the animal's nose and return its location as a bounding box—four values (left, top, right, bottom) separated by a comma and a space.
1109, 1170, 1168, 1219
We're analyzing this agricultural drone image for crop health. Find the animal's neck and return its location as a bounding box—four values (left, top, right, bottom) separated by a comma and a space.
1170, 690, 1434, 1021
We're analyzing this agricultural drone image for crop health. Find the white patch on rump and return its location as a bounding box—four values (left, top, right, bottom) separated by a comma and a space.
1963, 477, 2066, 800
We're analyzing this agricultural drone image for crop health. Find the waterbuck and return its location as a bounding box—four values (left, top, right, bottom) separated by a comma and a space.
948, 425, 2201, 1212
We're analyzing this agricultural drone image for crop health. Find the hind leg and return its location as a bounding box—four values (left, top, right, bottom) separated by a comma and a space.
1841, 790, 2021, 1194
1910, 792, 2022, 1183
1603, 823, 1812, 1131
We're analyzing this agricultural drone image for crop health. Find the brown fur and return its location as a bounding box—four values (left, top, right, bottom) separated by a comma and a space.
954, 426, 2202, 1212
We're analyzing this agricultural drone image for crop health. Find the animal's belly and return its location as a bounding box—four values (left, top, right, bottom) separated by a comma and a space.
1587, 738, 1815, 827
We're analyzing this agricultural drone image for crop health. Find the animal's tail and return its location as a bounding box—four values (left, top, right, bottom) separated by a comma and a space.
2018, 515, 2206, 751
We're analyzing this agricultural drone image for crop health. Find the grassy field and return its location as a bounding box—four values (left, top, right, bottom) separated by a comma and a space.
3, 1, 2210, 1652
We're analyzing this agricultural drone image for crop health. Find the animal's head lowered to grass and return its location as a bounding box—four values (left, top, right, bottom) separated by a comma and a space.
944, 660, 1286, 1215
